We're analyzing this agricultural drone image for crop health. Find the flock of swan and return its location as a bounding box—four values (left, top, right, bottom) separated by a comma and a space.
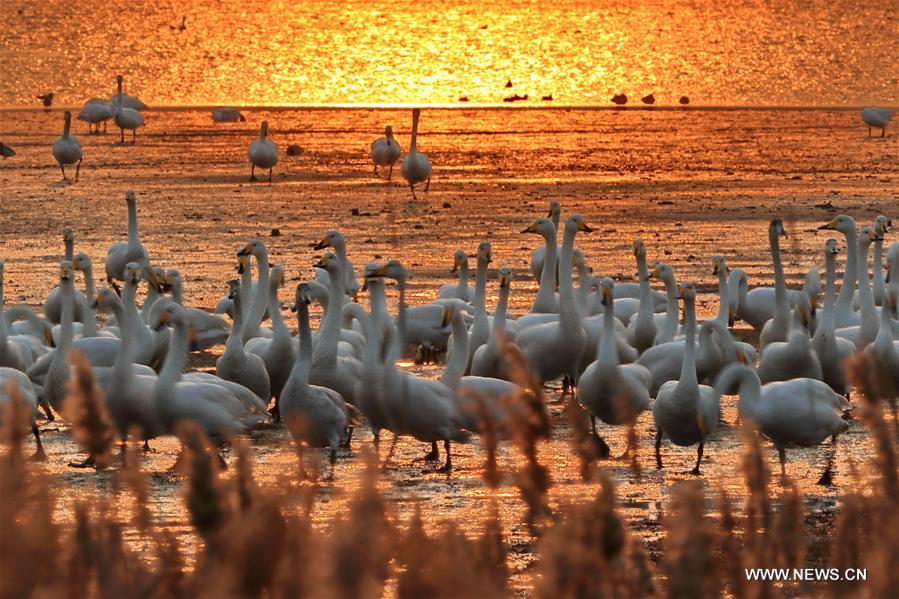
1, 181, 897, 479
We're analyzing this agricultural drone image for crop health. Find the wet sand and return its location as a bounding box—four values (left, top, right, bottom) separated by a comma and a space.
1, 107, 897, 591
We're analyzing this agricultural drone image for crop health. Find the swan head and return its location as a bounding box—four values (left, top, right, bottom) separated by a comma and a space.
271, 265, 286, 289
571, 248, 585, 269
631, 239, 645, 258
124, 262, 142, 286
124, 190, 137, 205
599, 277, 614, 306
678, 281, 696, 301
92, 287, 120, 310
440, 299, 468, 327
385, 126, 394, 139
72, 252, 91, 272
499, 266, 513, 288
769, 218, 787, 238
477, 242, 492, 264
116, 75, 123, 85
451, 249, 467, 273
162, 269, 182, 292
547, 200, 561, 218
59, 261, 75, 282
795, 295, 812, 331
360, 262, 384, 291
313, 252, 340, 274
824, 238, 838, 256
236, 254, 249, 275
860, 226, 880, 246
875, 215, 892, 237
62, 226, 75, 243
259, 121, 269, 137
226, 279, 241, 300
711, 255, 729, 276
63, 111, 72, 125
152, 300, 188, 331
521, 217, 554, 237
313, 230, 344, 251
566, 214, 593, 234
818, 215, 854, 235
293, 282, 313, 311
237, 239, 265, 259
380, 259, 409, 283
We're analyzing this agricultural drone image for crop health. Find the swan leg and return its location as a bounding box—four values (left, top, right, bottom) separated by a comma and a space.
120, 128, 125, 143
68, 455, 96, 469
131, 129, 136, 144
267, 168, 273, 184
269, 398, 281, 422
409, 184, 417, 200
60, 164, 67, 181
690, 442, 704, 475
29, 425, 47, 462
373, 164, 380, 178
40, 402, 54, 421
881, 127, 886, 138
424, 177, 430, 192
142, 439, 153, 452
387, 163, 393, 180
341, 426, 353, 449
416, 441, 440, 462
249, 165, 257, 182
816, 436, 837, 486
325, 448, 337, 480
103, 121, 107, 135
75, 159, 82, 180
778, 447, 787, 478
426, 440, 452, 473
654, 429, 663, 469
381, 433, 398, 471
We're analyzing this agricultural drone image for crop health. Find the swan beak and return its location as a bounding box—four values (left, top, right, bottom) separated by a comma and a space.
729, 307, 737, 326
578, 222, 593, 233
313, 237, 329, 250
819, 219, 838, 230
441, 306, 452, 328
187, 326, 197, 344
650, 266, 660, 279
237, 243, 253, 257
451, 258, 459, 274
44, 328, 55, 347
314, 256, 329, 269
810, 295, 819, 311
146, 268, 159, 289
155, 311, 170, 330
72, 257, 81, 269
237, 255, 247, 274
92, 293, 103, 309
679, 286, 689, 299
521, 222, 538, 234
500, 274, 510, 288
601, 286, 613, 305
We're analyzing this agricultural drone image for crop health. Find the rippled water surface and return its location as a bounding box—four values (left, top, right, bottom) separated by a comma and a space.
2, 0, 897, 107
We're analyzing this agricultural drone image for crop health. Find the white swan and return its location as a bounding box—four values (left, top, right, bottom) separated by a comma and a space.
371, 125, 402, 179
578, 278, 651, 455
113, 75, 145, 143
437, 249, 472, 302
216, 280, 271, 402
245, 265, 294, 411
867, 215, 892, 307
214, 253, 258, 319
637, 318, 722, 397
0, 262, 39, 372
280, 283, 351, 471
78, 99, 113, 134
711, 256, 735, 327
758, 295, 822, 384
716, 364, 850, 483
759, 219, 792, 349
0, 367, 46, 459
472, 267, 516, 380
819, 215, 861, 327
625, 240, 657, 353
652, 281, 719, 474
109, 77, 147, 111
861, 107, 892, 137
44, 227, 87, 324
523, 217, 560, 314
212, 108, 245, 123
529, 199, 561, 283
313, 230, 360, 298
401, 109, 432, 199
864, 289, 899, 415
52, 111, 82, 181
518, 215, 591, 387
236, 239, 272, 342
446, 242, 492, 374
248, 121, 278, 182
105, 191, 152, 290
813, 238, 855, 396
651, 262, 680, 344
164, 270, 230, 351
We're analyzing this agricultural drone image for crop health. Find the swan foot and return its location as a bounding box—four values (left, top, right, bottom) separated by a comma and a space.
654, 429, 663, 470
424, 177, 431, 192
414, 441, 440, 463
689, 466, 702, 476
267, 168, 273, 184
380, 434, 398, 472
75, 159, 81, 180
249, 175, 259, 182
387, 163, 394, 180
269, 399, 281, 422
41, 404, 55, 421
68, 456, 96, 469
689, 442, 705, 476
30, 426, 47, 462
424, 441, 452, 474
341, 426, 354, 449
591, 435, 611, 460
816, 468, 834, 487
142, 440, 155, 453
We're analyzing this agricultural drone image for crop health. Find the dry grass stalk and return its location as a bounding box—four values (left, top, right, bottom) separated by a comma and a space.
63, 350, 116, 469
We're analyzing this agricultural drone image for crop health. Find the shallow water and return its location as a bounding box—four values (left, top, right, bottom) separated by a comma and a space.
2, 0, 898, 107
0, 107, 897, 592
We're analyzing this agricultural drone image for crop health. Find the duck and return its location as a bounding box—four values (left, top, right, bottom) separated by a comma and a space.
212, 108, 246, 123
105, 191, 153, 292
652, 282, 719, 475
215, 280, 271, 403
401, 109, 432, 199
371, 125, 403, 179
245, 266, 294, 414
861, 107, 891, 137
280, 283, 352, 475
625, 240, 657, 353
437, 250, 472, 302
248, 121, 278, 182
52, 111, 82, 181
529, 200, 562, 283
758, 295, 822, 384
312, 230, 360, 299
578, 278, 651, 456
113, 75, 145, 143
78, 99, 113, 134
517, 215, 591, 388
813, 238, 856, 396
715, 364, 850, 484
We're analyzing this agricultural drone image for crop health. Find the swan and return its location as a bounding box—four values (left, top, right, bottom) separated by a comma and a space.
888, 242, 899, 317
370, 125, 402, 179
440, 299, 524, 433
44, 227, 87, 324
446, 242, 492, 375
757, 295, 822, 384
105, 191, 153, 291
864, 289, 899, 416
248, 121, 278, 182
236, 239, 272, 342
759, 219, 792, 349
727, 268, 749, 325
715, 364, 850, 483
6, 305, 54, 353
652, 281, 719, 474
871, 215, 892, 307
108, 77, 147, 111
113, 75, 145, 143
819, 215, 861, 327
0, 262, 39, 372
813, 239, 856, 396
245, 265, 294, 412
212, 108, 245, 123
529, 200, 561, 283
70, 252, 103, 339
711, 256, 735, 327
651, 262, 680, 344
578, 278, 651, 455
471, 267, 517, 380
861, 107, 892, 137
313, 230, 360, 298
52, 111, 82, 181
517, 215, 591, 387
309, 253, 363, 407
280, 283, 351, 472
437, 250, 472, 302
637, 318, 722, 397
523, 217, 560, 314
163, 270, 230, 351
214, 253, 258, 320
216, 280, 271, 402
378, 260, 469, 472
401, 109, 432, 199
78, 99, 113, 134
0, 368, 46, 460
626, 240, 657, 353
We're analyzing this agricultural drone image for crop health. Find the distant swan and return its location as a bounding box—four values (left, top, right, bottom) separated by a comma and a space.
401, 109, 432, 199
248, 121, 278, 182
52, 111, 82, 181
78, 99, 113, 134
371, 126, 402, 179
212, 108, 245, 122
861, 107, 891, 137
113, 75, 145, 143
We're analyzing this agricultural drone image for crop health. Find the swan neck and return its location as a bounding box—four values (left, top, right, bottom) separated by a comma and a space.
857, 240, 875, 319
63, 116, 71, 137
836, 228, 858, 313
269, 286, 288, 338
295, 299, 312, 386
127, 200, 139, 242
493, 283, 509, 336
59, 278, 74, 351
64, 238, 73, 262
557, 226, 578, 329
111, 297, 132, 375
441, 311, 468, 387
715, 269, 728, 324
458, 260, 469, 290
474, 256, 488, 315
598, 298, 619, 364
680, 297, 698, 386
226, 288, 245, 353
313, 265, 344, 366
771, 232, 788, 315
244, 252, 270, 341
410, 112, 419, 151
534, 229, 558, 309
159, 318, 189, 391
81, 265, 97, 337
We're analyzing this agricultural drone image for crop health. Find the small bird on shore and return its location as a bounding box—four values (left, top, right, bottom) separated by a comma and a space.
641, 94, 656, 105
248, 121, 278, 182
0, 143, 15, 158
611, 93, 627, 105
212, 108, 245, 123
679, 96, 690, 105
37, 92, 54, 108
505, 79, 513, 88
861, 107, 892, 137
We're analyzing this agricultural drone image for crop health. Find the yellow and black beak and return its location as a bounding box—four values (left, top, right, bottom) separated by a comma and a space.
314, 255, 329, 269
818, 219, 838, 231
237, 243, 253, 257
313, 237, 329, 250
578, 221, 593, 233
521, 222, 539, 234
